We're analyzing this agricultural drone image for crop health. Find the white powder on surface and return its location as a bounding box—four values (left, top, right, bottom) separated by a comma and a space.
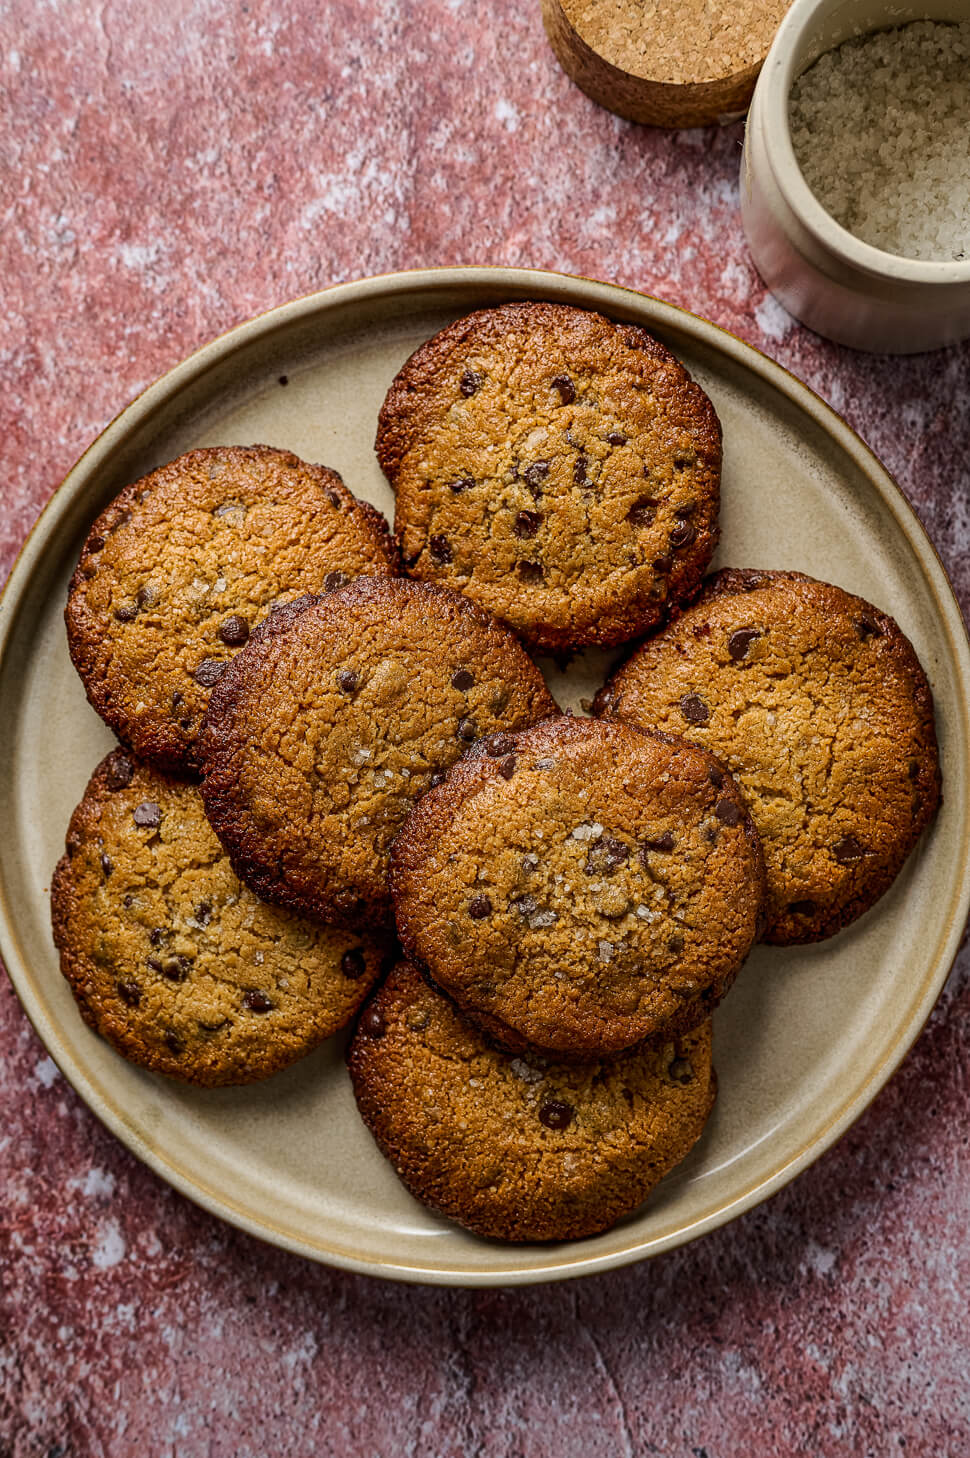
788, 21, 970, 261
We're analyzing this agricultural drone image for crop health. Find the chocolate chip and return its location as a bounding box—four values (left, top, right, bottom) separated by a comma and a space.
106, 755, 134, 790
171, 691, 183, 710
513, 510, 542, 539
641, 831, 676, 856
607, 431, 628, 446
728, 628, 761, 661
498, 755, 516, 780
193, 658, 226, 688
337, 669, 359, 694
341, 948, 366, 979
680, 694, 709, 726
788, 900, 817, 917
360, 1005, 386, 1039
429, 771, 446, 789
162, 957, 191, 982
855, 616, 883, 641
669, 521, 696, 549
218, 615, 250, 646
517, 561, 544, 585
460, 369, 484, 396
137, 583, 160, 610
100, 853, 113, 877
584, 837, 630, 876
114, 602, 138, 623
327, 490, 342, 509
146, 956, 164, 972
164, 1032, 183, 1055
485, 733, 515, 757
449, 476, 474, 494
457, 716, 478, 742
715, 797, 741, 826
429, 535, 453, 565
539, 1100, 574, 1130
88, 535, 106, 553
573, 453, 590, 488
244, 990, 273, 1012
708, 766, 725, 788
469, 895, 492, 919
667, 934, 684, 955
551, 374, 575, 404
133, 801, 162, 829
324, 570, 349, 592
674, 501, 697, 518
908, 760, 921, 781
652, 554, 673, 573
833, 835, 867, 864
669, 1057, 693, 1083
627, 495, 657, 527
523, 461, 549, 493
196, 903, 212, 926
674, 456, 695, 470
117, 981, 141, 1008
451, 668, 474, 691
149, 927, 165, 946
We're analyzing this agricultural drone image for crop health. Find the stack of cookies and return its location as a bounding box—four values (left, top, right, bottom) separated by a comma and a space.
52, 303, 941, 1245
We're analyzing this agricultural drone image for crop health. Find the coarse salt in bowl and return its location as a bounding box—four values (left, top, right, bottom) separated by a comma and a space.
740, 0, 970, 353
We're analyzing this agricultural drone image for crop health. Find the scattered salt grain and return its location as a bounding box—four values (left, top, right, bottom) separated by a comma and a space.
510, 1058, 543, 1083
570, 822, 604, 842
789, 21, 970, 261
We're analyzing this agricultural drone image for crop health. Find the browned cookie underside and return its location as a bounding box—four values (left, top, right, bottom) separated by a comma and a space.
51, 749, 389, 1086
595, 569, 941, 943
377, 301, 721, 652
348, 962, 716, 1243
66, 444, 398, 773
200, 578, 559, 929
391, 716, 764, 1058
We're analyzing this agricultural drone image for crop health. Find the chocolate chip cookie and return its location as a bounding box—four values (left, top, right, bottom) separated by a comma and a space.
348, 961, 716, 1243
51, 749, 389, 1086
390, 716, 764, 1059
200, 578, 559, 930
376, 301, 721, 653
66, 445, 398, 774
594, 569, 941, 943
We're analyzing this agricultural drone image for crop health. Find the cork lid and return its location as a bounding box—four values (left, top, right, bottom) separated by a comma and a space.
543, 0, 792, 128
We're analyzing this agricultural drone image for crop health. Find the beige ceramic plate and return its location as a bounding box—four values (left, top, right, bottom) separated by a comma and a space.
2, 268, 969, 1285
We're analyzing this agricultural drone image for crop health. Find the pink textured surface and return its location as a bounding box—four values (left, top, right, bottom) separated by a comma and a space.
2, 1, 969, 1453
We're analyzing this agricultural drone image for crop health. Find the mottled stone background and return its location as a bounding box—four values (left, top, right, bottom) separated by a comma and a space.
2, 2, 968, 1455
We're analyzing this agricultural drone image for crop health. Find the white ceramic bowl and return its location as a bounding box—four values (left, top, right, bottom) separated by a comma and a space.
740, 0, 970, 353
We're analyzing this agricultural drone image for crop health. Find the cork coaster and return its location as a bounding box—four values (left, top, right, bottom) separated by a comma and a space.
543, 0, 791, 128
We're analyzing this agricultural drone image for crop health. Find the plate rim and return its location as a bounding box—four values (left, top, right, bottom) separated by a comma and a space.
2, 264, 969, 1286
